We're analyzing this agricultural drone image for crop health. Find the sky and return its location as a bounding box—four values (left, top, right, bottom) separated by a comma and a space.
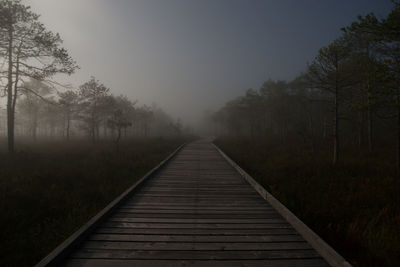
27, 0, 393, 125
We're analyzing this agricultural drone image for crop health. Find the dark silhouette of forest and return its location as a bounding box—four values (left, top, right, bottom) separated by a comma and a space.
210, 3, 400, 266
209, 5, 400, 171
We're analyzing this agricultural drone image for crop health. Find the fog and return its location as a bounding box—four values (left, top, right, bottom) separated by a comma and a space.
2, 2, 400, 266
27, 0, 391, 127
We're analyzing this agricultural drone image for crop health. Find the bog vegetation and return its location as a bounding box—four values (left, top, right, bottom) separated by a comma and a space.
0, 138, 187, 267
210, 3, 400, 267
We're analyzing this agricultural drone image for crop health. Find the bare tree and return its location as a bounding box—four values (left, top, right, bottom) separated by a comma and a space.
0, 0, 77, 152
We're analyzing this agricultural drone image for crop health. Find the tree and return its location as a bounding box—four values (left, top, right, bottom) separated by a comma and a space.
307, 39, 352, 165
343, 14, 382, 152
259, 80, 293, 141
136, 105, 153, 137
78, 77, 110, 143
17, 79, 52, 140
58, 90, 79, 140
0, 0, 77, 152
107, 95, 134, 144
377, 4, 400, 175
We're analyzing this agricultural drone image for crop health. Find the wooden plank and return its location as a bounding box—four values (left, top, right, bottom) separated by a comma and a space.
110, 213, 283, 219
115, 209, 279, 215
140, 186, 254, 190
141, 187, 252, 190
138, 190, 256, 194
126, 199, 267, 204
128, 197, 265, 202
108, 217, 285, 224
89, 234, 304, 242
120, 206, 274, 210
102, 222, 291, 229
64, 259, 329, 267
70, 249, 321, 260
95, 228, 298, 235
81, 241, 312, 251
123, 202, 272, 207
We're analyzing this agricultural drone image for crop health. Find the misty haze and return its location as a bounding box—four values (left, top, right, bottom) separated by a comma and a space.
0, 1, 399, 267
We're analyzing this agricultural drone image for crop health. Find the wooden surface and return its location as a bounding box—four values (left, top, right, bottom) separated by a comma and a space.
62, 140, 329, 267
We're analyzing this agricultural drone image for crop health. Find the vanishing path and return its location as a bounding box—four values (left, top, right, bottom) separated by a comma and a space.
38, 140, 349, 267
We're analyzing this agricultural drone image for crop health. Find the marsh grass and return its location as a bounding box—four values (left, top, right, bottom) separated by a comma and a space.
0, 137, 186, 267
216, 137, 400, 267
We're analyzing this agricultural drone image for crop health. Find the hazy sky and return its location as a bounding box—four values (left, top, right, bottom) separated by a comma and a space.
27, 0, 392, 125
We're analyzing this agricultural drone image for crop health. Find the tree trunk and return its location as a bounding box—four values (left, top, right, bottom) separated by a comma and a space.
7, 24, 14, 153
398, 106, 400, 178
144, 121, 148, 137
116, 127, 121, 144
66, 112, 70, 141
322, 117, 327, 140
367, 106, 373, 153
332, 53, 340, 166
91, 122, 96, 143
333, 86, 339, 166
308, 113, 316, 154
32, 112, 38, 141
366, 45, 373, 153
358, 110, 364, 149
332, 96, 339, 165
7, 105, 14, 153
95, 124, 99, 141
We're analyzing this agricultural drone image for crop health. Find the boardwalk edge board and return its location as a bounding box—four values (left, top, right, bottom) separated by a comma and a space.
213, 143, 352, 267
35, 143, 186, 267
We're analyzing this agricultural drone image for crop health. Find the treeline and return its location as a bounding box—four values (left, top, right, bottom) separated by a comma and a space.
209, 3, 400, 170
0, 0, 183, 152
0, 77, 183, 142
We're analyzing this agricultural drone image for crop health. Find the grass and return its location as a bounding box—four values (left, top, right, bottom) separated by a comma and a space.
215, 137, 400, 267
0, 137, 188, 267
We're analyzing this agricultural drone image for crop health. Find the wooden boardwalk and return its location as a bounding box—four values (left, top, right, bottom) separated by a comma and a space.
38, 140, 349, 267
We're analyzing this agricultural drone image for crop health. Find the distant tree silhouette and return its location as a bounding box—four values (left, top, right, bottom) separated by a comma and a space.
78, 77, 110, 143
17, 79, 53, 140
107, 95, 135, 144
58, 90, 79, 140
136, 105, 154, 137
